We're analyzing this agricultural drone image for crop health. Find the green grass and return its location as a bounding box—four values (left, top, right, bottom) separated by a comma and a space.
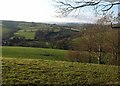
14, 30, 36, 39
2, 28, 10, 35
2, 46, 67, 61
2, 46, 120, 85
0, 25, 2, 33
2, 58, 120, 85
0, 26, 2, 39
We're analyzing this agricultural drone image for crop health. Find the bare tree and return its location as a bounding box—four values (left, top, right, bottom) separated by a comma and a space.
97, 12, 114, 24
53, 0, 120, 16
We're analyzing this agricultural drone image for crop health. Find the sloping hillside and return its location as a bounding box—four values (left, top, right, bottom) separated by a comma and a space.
2, 58, 119, 85
2, 20, 79, 49
2, 20, 20, 40
2, 46, 67, 61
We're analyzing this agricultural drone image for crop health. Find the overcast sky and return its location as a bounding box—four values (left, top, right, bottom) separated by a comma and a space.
0, 0, 118, 23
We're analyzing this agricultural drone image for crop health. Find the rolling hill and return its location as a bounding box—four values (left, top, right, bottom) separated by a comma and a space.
1, 20, 80, 50
2, 57, 119, 85
2, 46, 67, 61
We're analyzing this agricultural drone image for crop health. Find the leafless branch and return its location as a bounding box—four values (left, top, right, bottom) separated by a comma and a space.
53, 0, 120, 16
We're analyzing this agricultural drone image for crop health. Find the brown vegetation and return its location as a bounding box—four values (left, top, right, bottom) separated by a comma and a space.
67, 25, 119, 65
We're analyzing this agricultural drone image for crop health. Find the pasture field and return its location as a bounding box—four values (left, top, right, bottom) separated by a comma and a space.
2, 46, 120, 85
2, 28, 10, 36
0, 25, 2, 39
2, 46, 67, 61
14, 30, 36, 39
2, 58, 120, 85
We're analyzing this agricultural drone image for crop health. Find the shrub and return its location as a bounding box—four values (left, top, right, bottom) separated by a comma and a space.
67, 50, 89, 63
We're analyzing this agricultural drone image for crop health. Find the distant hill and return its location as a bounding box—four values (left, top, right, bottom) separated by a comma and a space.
2, 20, 21, 40
1, 20, 58, 40
2, 20, 79, 49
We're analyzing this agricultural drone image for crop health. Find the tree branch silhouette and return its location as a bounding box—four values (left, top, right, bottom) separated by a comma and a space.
54, 0, 120, 16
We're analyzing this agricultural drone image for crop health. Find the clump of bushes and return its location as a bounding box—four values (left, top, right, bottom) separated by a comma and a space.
67, 50, 90, 63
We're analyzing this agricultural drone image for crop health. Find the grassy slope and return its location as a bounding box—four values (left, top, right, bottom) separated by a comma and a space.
2, 46, 120, 85
14, 30, 36, 39
0, 25, 2, 39
2, 46, 67, 61
2, 28, 11, 36
2, 21, 20, 40
2, 58, 119, 85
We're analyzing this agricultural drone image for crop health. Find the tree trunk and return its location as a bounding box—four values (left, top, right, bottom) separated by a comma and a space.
115, 51, 118, 65
98, 45, 102, 64
112, 47, 114, 65
118, 30, 120, 66
88, 48, 91, 63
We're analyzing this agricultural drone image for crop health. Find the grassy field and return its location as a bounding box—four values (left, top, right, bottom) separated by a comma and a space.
14, 30, 36, 39
2, 58, 119, 85
2, 46, 67, 61
2, 28, 11, 36
2, 46, 120, 85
